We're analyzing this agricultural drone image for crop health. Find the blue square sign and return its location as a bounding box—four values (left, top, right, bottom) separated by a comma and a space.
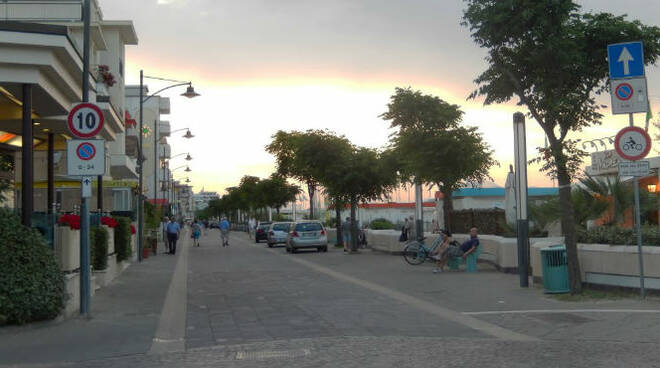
608, 42, 645, 79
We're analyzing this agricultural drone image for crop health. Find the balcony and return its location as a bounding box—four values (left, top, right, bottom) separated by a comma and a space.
159, 120, 170, 138
110, 155, 137, 179
160, 143, 171, 160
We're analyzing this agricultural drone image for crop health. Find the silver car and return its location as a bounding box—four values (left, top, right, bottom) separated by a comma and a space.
266, 222, 292, 248
286, 221, 328, 253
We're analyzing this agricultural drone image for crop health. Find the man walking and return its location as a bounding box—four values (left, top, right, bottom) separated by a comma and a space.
219, 217, 230, 247
166, 217, 181, 255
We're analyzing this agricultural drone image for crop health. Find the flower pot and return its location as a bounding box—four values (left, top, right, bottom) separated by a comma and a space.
55, 226, 80, 272
142, 247, 150, 259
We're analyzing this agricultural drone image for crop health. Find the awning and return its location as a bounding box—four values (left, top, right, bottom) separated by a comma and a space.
148, 198, 169, 206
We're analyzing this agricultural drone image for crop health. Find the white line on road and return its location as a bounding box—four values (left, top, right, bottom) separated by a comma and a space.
243, 237, 536, 342
148, 229, 190, 355
463, 309, 660, 316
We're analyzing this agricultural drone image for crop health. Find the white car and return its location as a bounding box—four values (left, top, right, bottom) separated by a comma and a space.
266, 222, 292, 247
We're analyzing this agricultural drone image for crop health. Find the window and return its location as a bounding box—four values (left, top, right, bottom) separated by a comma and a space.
295, 222, 322, 231
112, 189, 131, 211
119, 59, 124, 78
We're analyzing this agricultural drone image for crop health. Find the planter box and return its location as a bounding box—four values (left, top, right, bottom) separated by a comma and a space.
55, 226, 80, 272
102, 225, 115, 255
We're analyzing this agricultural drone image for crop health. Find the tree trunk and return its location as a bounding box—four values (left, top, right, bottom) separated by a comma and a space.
350, 196, 358, 251
442, 187, 454, 232
335, 203, 343, 246
556, 157, 583, 293
307, 183, 315, 220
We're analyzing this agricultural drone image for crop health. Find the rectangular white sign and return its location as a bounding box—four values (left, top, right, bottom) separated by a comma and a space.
588, 149, 622, 175
81, 177, 92, 198
618, 160, 650, 177
67, 139, 105, 176
611, 77, 648, 114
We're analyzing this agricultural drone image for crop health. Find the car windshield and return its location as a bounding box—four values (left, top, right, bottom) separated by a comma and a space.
273, 224, 289, 231
258, 223, 271, 229
295, 222, 322, 232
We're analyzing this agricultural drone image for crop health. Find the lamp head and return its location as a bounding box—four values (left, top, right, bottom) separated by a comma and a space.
185, 178, 191, 183
184, 166, 191, 172
181, 85, 200, 99
183, 130, 194, 139
185, 153, 193, 161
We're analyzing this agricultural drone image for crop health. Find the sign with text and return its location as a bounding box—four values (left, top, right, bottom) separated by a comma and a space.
67, 103, 104, 138
67, 139, 105, 176
589, 149, 623, 175
610, 77, 648, 114
618, 160, 650, 177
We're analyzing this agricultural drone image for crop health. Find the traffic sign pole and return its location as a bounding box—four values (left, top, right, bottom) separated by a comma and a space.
629, 113, 646, 299
80, 0, 92, 318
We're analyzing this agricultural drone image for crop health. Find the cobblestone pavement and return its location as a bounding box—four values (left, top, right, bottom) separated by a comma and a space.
4, 230, 660, 367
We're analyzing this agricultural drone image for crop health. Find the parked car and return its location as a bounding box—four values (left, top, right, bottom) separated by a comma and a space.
286, 221, 328, 253
255, 221, 272, 243
267, 222, 292, 247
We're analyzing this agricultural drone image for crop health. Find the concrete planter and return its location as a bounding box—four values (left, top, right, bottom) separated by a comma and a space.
55, 226, 80, 272
102, 225, 115, 255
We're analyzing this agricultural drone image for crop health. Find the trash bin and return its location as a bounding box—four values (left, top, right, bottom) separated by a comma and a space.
540, 245, 570, 294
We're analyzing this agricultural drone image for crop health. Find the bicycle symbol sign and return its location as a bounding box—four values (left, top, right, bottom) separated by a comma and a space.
615, 83, 634, 101
614, 126, 651, 161
76, 142, 96, 161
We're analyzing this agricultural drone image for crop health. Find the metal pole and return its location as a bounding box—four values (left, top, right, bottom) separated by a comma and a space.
154, 119, 158, 215
21, 84, 33, 227
513, 112, 529, 288
414, 180, 423, 241
137, 70, 144, 262
80, 0, 91, 316
629, 113, 646, 298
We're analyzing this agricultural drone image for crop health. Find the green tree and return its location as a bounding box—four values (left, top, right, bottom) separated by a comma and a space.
0, 153, 13, 203
259, 174, 300, 214
382, 87, 497, 231
322, 147, 399, 251
266, 130, 352, 219
462, 0, 660, 292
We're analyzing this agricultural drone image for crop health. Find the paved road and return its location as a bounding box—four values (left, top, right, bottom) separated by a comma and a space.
4, 229, 660, 367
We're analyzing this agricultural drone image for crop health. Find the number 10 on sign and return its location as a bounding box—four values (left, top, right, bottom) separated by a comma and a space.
67, 103, 105, 139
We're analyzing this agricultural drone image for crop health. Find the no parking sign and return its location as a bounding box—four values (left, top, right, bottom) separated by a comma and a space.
67, 139, 105, 176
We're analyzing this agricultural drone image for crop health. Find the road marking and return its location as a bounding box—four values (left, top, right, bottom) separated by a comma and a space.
148, 229, 190, 355
235, 348, 311, 360
241, 236, 535, 342
463, 309, 660, 316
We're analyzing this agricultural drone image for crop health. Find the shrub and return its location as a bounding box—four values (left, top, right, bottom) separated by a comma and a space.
369, 218, 395, 230
323, 217, 338, 228
91, 226, 108, 270
114, 217, 132, 262
449, 208, 506, 235
0, 208, 65, 325
577, 226, 660, 246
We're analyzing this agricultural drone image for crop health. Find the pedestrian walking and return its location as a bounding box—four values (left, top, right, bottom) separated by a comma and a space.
191, 219, 201, 247
219, 217, 230, 246
248, 218, 256, 239
166, 217, 181, 254
342, 217, 351, 252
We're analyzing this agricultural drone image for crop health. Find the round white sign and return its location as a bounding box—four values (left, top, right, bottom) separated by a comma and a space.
614, 126, 651, 161
67, 103, 104, 138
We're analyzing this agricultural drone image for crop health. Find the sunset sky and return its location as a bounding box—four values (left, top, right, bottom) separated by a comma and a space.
101, 0, 660, 196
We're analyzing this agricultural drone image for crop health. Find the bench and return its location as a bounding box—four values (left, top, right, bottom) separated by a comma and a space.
447, 246, 482, 272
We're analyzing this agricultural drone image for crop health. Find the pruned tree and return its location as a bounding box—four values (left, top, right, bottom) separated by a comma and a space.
382, 87, 497, 231
462, 0, 660, 292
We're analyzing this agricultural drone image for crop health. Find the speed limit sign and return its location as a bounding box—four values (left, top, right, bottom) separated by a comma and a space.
67, 103, 104, 138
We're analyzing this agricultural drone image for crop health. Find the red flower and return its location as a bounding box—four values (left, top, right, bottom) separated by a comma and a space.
130, 224, 136, 234
58, 214, 81, 230
101, 216, 118, 228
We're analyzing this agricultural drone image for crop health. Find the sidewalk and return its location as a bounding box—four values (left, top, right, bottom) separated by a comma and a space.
0, 239, 179, 366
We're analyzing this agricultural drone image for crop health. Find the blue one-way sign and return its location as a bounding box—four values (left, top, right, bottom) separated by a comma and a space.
608, 41, 645, 79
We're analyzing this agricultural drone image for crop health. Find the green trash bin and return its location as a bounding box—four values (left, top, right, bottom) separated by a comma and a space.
540, 245, 570, 294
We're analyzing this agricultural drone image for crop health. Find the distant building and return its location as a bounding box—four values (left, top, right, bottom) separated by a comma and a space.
194, 189, 219, 211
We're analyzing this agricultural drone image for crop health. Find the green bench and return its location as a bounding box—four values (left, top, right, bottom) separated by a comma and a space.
447, 245, 482, 272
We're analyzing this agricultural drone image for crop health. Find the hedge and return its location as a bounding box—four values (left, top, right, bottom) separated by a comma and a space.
449, 208, 506, 235
91, 226, 108, 270
0, 208, 65, 325
369, 218, 395, 230
114, 217, 132, 262
577, 226, 660, 246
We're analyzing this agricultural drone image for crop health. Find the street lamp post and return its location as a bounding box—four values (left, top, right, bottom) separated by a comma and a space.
138, 72, 199, 262
155, 127, 194, 221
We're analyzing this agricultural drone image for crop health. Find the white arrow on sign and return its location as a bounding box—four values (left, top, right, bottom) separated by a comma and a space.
618, 47, 634, 75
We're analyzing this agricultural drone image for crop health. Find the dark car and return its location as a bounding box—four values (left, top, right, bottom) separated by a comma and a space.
255, 221, 272, 243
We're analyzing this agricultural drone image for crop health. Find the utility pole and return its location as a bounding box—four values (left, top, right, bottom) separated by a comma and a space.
513, 112, 530, 287
80, 0, 92, 316
414, 180, 423, 241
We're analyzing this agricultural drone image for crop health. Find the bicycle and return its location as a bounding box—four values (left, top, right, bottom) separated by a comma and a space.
402, 236, 445, 265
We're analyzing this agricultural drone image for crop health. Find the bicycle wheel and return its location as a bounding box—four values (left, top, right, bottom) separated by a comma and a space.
403, 242, 426, 265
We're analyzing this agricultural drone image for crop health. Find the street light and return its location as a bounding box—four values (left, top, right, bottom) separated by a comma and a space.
155, 127, 193, 230
138, 71, 200, 262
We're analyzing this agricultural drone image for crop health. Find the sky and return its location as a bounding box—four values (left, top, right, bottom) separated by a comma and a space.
101, 0, 660, 196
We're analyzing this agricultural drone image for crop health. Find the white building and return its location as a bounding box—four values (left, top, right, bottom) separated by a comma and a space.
194, 190, 219, 211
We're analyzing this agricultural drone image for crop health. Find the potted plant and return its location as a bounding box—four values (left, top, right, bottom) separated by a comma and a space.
142, 236, 151, 259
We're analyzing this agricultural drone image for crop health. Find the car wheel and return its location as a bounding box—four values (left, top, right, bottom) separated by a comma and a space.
317, 247, 322, 252
322, 246, 328, 252
267, 242, 273, 248
291, 246, 297, 254
255, 238, 259, 243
